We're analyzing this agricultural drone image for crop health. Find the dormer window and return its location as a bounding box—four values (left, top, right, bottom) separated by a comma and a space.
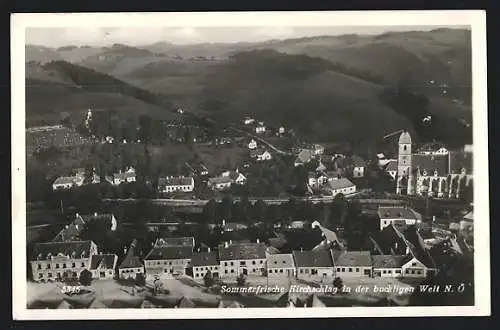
461, 168, 466, 174
434, 170, 438, 176
422, 170, 427, 176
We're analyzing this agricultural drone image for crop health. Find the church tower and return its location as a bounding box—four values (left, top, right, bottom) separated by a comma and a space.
396, 131, 412, 194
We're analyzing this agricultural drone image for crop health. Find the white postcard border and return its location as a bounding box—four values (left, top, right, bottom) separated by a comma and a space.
11, 10, 489, 319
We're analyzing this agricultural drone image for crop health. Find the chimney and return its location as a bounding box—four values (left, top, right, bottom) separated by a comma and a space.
256, 238, 260, 244
300, 247, 303, 252
124, 247, 127, 255
208, 247, 211, 252
224, 241, 229, 248
222, 219, 226, 227
197, 248, 200, 252
75, 224, 79, 231
94, 212, 98, 216
229, 240, 232, 245
432, 216, 436, 222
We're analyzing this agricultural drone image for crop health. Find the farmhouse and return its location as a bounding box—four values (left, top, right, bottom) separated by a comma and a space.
292, 250, 334, 280
333, 251, 372, 278
192, 250, 219, 279
219, 242, 267, 277
89, 253, 118, 280
118, 239, 144, 280
351, 155, 367, 178
377, 206, 420, 231
154, 237, 195, 249
250, 148, 272, 161
323, 178, 356, 197
112, 167, 136, 185
158, 176, 195, 193
267, 253, 296, 278
144, 245, 193, 278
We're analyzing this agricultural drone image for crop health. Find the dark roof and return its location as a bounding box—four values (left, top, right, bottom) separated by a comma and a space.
372, 255, 409, 268
119, 240, 143, 269
377, 206, 418, 220
327, 178, 355, 190
145, 246, 193, 260
369, 223, 411, 255
52, 214, 87, 242
158, 176, 194, 186
292, 250, 333, 268
89, 254, 117, 270
32, 241, 93, 261
267, 254, 295, 268
351, 155, 366, 167
384, 160, 398, 172
296, 149, 314, 163
155, 237, 194, 247
335, 251, 372, 267
448, 151, 473, 174
191, 251, 218, 267
412, 154, 448, 175
219, 243, 267, 261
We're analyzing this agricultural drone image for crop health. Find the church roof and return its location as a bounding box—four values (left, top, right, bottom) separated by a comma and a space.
398, 131, 412, 144
449, 151, 473, 174
412, 154, 448, 175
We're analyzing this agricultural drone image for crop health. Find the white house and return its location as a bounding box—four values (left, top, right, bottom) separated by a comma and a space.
351, 155, 366, 178
158, 176, 195, 193
251, 149, 272, 161
192, 250, 219, 279
400, 255, 432, 278
334, 251, 373, 278
324, 178, 356, 197
278, 127, 285, 135
112, 167, 136, 185
377, 206, 420, 231
30, 240, 98, 282
207, 176, 233, 191
144, 245, 193, 279
248, 139, 257, 150
243, 117, 255, 125
52, 177, 76, 190
384, 160, 398, 180
89, 253, 118, 280
313, 144, 325, 156
219, 242, 267, 277
372, 255, 406, 277
255, 122, 266, 134
293, 250, 334, 280
267, 253, 296, 278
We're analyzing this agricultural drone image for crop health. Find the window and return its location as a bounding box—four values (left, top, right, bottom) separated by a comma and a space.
39, 273, 43, 279
100, 271, 105, 278
230, 269, 234, 273
37, 264, 41, 270
48, 273, 53, 278
62, 263, 66, 269
411, 270, 415, 274
417, 270, 422, 275
81, 262, 85, 267
411, 262, 417, 266
72, 262, 76, 268
280, 269, 283, 273
225, 270, 228, 274
230, 262, 234, 266
47, 264, 51, 269
240, 261, 246, 266
300, 269, 303, 274
405, 269, 409, 274
56, 264, 60, 269
169, 262, 172, 266
382, 270, 386, 274
336, 267, 340, 272
356, 268, 360, 272
395, 270, 401, 274
348, 268, 352, 272
341, 268, 345, 272
304, 269, 309, 274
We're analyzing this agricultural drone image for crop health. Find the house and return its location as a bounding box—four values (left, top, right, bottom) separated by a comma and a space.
243, 117, 255, 125
154, 237, 195, 249
294, 149, 315, 167
198, 164, 209, 176
267, 253, 296, 278
208, 171, 246, 190
323, 178, 356, 197
255, 122, 266, 134
192, 250, 219, 279
158, 176, 195, 193
250, 148, 272, 161
219, 242, 267, 277
221, 219, 248, 232
313, 144, 325, 156
118, 239, 144, 280
52, 213, 118, 243
333, 251, 372, 278
112, 167, 136, 185
278, 127, 285, 135
52, 172, 85, 190
307, 172, 332, 188
30, 240, 98, 282
221, 170, 247, 184
248, 139, 257, 149
144, 245, 193, 278
89, 253, 118, 279
351, 155, 366, 178
292, 250, 334, 280
384, 160, 398, 180
371, 255, 406, 277
377, 206, 420, 231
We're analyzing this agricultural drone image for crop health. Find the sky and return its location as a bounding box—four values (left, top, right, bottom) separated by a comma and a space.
25, 26, 463, 47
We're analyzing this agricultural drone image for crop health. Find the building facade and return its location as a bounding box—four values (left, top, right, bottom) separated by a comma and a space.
219, 242, 267, 277
267, 253, 296, 278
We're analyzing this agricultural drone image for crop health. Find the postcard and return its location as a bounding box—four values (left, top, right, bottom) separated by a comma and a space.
11, 10, 489, 319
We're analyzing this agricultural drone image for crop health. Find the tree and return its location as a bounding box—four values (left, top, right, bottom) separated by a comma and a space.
333, 277, 343, 290
79, 269, 93, 286
135, 273, 146, 286
236, 273, 246, 286
203, 270, 214, 287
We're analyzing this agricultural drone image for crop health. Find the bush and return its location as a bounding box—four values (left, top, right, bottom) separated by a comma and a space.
236, 273, 246, 286
333, 277, 343, 290
203, 270, 214, 287
79, 269, 93, 286
135, 273, 146, 286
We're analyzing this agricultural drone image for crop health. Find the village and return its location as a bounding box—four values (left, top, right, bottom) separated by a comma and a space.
26, 107, 474, 308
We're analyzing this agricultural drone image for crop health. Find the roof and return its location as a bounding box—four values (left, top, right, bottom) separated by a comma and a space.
145, 246, 193, 260
89, 254, 117, 270
377, 206, 418, 220
412, 154, 449, 175
158, 176, 194, 187
52, 214, 87, 242
81, 213, 114, 223
32, 240, 93, 261
327, 178, 355, 190
114, 171, 136, 180
267, 254, 295, 268
119, 240, 143, 269
53, 176, 75, 185
384, 160, 398, 172
191, 251, 218, 267
463, 211, 473, 220
219, 243, 267, 261
372, 255, 409, 268
399, 131, 412, 144
208, 176, 233, 185
292, 250, 333, 268
335, 251, 372, 267
296, 149, 314, 163
448, 151, 473, 174
155, 237, 194, 247
351, 155, 366, 167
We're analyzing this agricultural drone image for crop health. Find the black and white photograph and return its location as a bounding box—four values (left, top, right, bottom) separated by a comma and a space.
11, 11, 489, 319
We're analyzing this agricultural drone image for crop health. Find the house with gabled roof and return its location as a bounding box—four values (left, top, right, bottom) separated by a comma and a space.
219, 241, 267, 277
158, 176, 195, 193
118, 239, 144, 280
292, 250, 334, 280
192, 249, 219, 279
154, 237, 195, 249
89, 253, 118, 279
377, 206, 420, 231
333, 251, 372, 278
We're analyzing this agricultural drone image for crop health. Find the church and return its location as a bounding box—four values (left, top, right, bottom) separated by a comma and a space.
395, 131, 473, 199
